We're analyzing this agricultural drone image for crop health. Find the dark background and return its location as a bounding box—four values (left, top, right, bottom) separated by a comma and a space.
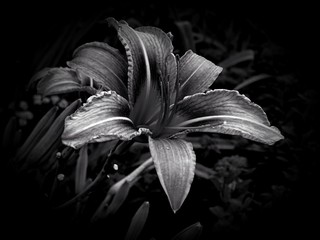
2, 2, 318, 239
3, 2, 316, 107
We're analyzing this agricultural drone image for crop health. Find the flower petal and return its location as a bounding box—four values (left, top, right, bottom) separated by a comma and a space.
37, 67, 97, 96
62, 91, 149, 149
67, 42, 128, 98
108, 18, 173, 106
148, 137, 196, 212
171, 90, 284, 145
178, 50, 223, 99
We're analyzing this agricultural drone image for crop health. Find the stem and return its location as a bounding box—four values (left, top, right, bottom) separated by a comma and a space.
91, 158, 154, 221
55, 140, 122, 210
105, 157, 153, 199
55, 169, 107, 210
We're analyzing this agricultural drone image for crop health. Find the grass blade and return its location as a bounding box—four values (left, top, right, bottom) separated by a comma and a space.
174, 21, 196, 52
2, 116, 18, 150
14, 106, 59, 162
25, 99, 81, 165
75, 145, 88, 194
219, 50, 254, 68
234, 73, 272, 90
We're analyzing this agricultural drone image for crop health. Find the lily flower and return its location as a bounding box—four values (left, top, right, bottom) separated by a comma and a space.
40, 18, 283, 212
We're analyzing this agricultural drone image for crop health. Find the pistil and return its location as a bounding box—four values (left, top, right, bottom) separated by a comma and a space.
130, 35, 152, 125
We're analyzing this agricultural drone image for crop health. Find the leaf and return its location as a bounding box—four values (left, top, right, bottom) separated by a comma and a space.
67, 42, 128, 98
62, 91, 150, 149
26, 99, 81, 164
173, 89, 284, 145
2, 117, 18, 150
148, 137, 196, 212
75, 145, 88, 194
2, 117, 22, 160
209, 206, 226, 218
171, 222, 202, 240
234, 73, 272, 90
195, 163, 216, 180
178, 50, 223, 100
125, 201, 150, 240
14, 106, 59, 162
219, 50, 254, 68
174, 21, 196, 52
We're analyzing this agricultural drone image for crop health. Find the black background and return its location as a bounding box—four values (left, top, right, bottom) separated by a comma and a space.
3, 2, 316, 107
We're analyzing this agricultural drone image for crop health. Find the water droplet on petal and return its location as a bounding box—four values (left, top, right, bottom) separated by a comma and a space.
166, 146, 170, 150
223, 121, 227, 125
113, 163, 118, 171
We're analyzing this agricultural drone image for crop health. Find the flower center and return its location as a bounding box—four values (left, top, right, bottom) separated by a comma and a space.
130, 54, 181, 138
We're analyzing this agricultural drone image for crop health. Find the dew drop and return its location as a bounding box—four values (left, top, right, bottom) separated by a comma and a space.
166, 146, 170, 150
113, 163, 119, 171
223, 121, 227, 125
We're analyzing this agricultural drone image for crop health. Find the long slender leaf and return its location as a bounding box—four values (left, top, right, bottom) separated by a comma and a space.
174, 21, 196, 52
75, 145, 88, 194
26, 99, 81, 165
234, 73, 272, 90
2, 116, 18, 150
14, 106, 59, 162
219, 50, 254, 68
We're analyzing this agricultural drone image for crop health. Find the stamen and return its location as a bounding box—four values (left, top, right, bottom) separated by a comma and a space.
161, 79, 170, 123
139, 37, 152, 100
154, 73, 166, 131
132, 35, 152, 124
165, 54, 180, 125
